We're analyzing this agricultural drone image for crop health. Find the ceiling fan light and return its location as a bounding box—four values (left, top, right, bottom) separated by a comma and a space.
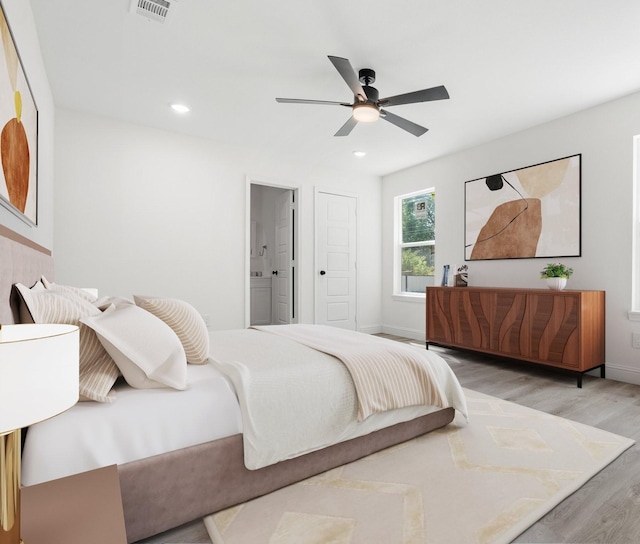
353, 103, 380, 123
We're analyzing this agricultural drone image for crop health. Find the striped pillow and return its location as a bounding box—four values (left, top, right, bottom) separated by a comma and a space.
41, 276, 98, 303
14, 283, 120, 403
13, 279, 45, 323
133, 295, 209, 364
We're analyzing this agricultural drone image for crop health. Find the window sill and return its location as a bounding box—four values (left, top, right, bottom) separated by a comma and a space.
392, 293, 426, 303
629, 311, 640, 322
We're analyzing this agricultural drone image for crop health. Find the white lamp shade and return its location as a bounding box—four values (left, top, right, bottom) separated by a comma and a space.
0, 324, 79, 433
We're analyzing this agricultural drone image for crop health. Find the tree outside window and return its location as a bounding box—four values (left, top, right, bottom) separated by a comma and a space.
398, 190, 435, 294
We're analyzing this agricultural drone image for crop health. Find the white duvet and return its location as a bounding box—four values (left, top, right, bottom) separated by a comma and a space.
209, 326, 467, 469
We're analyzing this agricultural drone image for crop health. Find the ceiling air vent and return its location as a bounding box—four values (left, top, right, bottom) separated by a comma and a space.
130, 0, 174, 24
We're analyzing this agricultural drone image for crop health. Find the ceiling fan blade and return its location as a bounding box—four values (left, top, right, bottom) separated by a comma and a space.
379, 85, 449, 107
328, 56, 367, 102
334, 116, 358, 137
276, 98, 351, 106
380, 109, 428, 137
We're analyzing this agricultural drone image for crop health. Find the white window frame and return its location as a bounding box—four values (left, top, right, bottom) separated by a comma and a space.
393, 188, 435, 302
630, 135, 640, 321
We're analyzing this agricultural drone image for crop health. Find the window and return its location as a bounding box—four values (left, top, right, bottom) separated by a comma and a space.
395, 189, 435, 297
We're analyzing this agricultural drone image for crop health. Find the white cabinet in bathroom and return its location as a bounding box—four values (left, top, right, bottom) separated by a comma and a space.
250, 277, 272, 325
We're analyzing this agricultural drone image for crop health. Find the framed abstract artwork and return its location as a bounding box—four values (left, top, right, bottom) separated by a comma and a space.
464, 154, 581, 261
0, 3, 38, 225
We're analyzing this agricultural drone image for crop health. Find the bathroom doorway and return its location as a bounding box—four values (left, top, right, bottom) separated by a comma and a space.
248, 181, 298, 326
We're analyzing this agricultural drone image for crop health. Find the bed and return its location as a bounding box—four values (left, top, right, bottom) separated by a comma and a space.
2, 226, 466, 543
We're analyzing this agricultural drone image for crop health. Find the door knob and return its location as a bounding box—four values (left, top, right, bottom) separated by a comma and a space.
320, 270, 326, 275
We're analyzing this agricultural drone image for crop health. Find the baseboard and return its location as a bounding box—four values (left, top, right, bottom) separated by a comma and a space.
358, 324, 382, 335
334, 324, 423, 340
603, 363, 640, 386
380, 325, 425, 342
357, 324, 424, 340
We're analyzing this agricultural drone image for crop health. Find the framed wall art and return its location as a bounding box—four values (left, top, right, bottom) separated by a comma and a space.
0, 3, 38, 226
464, 154, 581, 261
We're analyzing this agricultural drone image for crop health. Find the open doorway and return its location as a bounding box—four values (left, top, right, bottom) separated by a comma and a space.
247, 181, 298, 327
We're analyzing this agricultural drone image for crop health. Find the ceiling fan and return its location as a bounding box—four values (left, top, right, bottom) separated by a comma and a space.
275, 55, 449, 137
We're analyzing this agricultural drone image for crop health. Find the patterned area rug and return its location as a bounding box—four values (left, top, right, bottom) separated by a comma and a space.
203, 389, 633, 544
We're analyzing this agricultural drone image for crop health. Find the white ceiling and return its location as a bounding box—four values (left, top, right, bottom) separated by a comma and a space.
28, 0, 640, 177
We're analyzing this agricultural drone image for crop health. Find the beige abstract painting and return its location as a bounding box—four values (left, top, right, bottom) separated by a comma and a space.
465, 154, 581, 261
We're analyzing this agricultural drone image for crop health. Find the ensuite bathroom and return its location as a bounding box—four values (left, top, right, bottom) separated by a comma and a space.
249, 184, 294, 326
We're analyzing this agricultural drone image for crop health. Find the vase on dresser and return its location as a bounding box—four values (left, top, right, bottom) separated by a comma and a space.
546, 277, 567, 290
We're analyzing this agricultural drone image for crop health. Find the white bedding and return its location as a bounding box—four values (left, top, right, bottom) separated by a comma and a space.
22, 326, 466, 485
21, 363, 242, 486
254, 324, 464, 420
209, 327, 467, 470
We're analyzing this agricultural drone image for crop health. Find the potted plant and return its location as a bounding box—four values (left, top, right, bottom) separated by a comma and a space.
540, 262, 573, 290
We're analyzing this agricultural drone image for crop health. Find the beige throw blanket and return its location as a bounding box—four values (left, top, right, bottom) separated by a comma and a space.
253, 324, 457, 421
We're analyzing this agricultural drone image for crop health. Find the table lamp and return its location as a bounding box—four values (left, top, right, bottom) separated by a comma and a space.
0, 324, 79, 544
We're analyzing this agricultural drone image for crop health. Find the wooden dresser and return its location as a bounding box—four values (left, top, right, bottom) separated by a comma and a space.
425, 286, 606, 387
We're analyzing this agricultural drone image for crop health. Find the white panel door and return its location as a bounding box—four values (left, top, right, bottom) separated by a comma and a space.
316, 191, 357, 330
273, 190, 293, 324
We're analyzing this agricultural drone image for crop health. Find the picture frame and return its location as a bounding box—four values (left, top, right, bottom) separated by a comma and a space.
464, 154, 581, 261
0, 2, 38, 226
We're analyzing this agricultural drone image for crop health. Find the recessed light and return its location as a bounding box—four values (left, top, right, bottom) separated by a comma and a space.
353, 150, 366, 158
170, 103, 190, 114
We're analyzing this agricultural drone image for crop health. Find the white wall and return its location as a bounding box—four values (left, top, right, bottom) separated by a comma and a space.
53, 109, 382, 332
382, 90, 640, 384
0, 0, 54, 249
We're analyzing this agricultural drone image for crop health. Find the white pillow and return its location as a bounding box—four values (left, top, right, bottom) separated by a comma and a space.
133, 295, 209, 365
81, 304, 188, 390
13, 284, 120, 403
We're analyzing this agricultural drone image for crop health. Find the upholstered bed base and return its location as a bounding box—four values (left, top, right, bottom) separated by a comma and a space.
119, 406, 455, 543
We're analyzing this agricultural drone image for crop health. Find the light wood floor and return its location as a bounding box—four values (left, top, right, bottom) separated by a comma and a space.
136, 335, 640, 544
